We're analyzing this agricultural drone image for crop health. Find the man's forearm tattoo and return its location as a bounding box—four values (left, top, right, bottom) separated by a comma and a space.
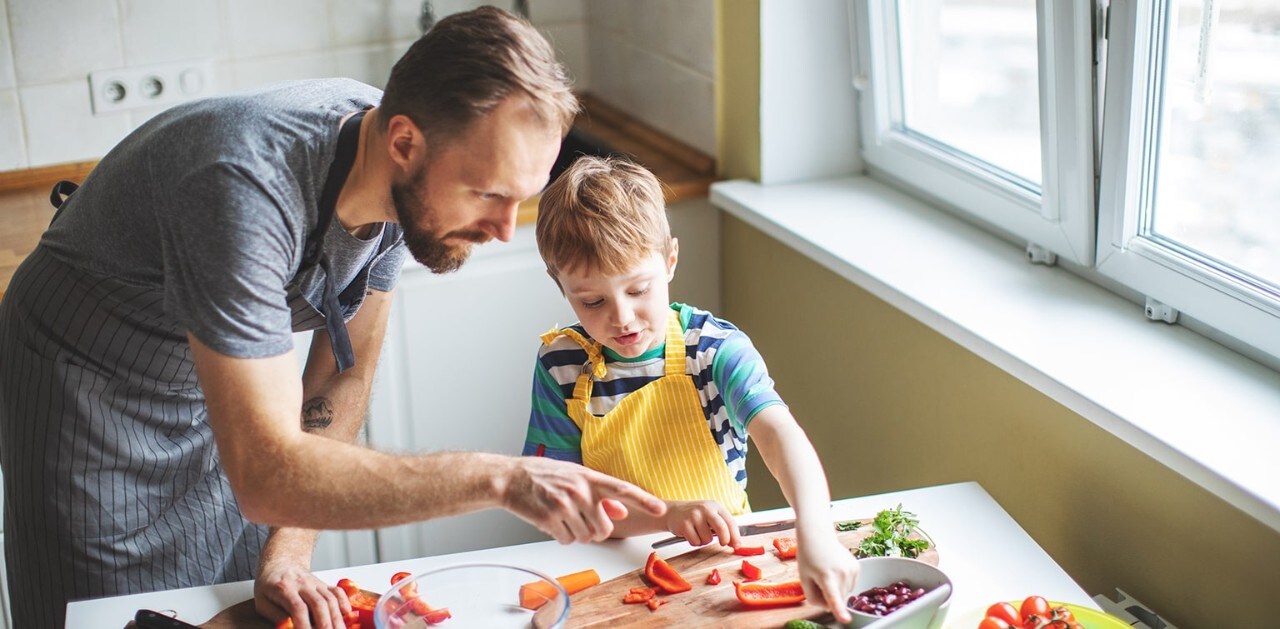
301, 397, 335, 431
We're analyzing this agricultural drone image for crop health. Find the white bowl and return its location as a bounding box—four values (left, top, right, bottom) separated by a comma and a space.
844, 557, 952, 629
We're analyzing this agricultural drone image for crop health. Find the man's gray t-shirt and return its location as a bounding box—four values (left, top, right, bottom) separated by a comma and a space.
42, 78, 408, 357
0, 79, 408, 627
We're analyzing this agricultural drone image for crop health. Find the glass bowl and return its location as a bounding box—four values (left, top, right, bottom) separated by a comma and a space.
373, 563, 569, 629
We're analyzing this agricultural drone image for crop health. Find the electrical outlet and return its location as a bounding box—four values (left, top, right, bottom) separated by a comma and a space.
88, 60, 215, 115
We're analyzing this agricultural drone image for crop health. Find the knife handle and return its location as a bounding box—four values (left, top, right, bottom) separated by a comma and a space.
134, 609, 202, 629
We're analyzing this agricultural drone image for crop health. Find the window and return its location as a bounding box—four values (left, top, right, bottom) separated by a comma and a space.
854, 0, 1280, 363
854, 0, 1095, 266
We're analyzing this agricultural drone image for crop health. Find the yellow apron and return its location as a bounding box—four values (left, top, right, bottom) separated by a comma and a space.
541, 311, 750, 514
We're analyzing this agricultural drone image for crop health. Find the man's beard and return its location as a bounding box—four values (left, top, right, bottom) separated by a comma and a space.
391, 174, 489, 274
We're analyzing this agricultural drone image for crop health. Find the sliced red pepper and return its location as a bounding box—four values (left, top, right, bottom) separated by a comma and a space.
644, 552, 692, 593
706, 568, 721, 585
623, 587, 656, 604
390, 571, 419, 599
423, 608, 452, 624
275, 619, 294, 629
772, 536, 798, 559
734, 580, 807, 608
647, 598, 668, 611
733, 545, 766, 556
740, 559, 762, 581
408, 597, 432, 616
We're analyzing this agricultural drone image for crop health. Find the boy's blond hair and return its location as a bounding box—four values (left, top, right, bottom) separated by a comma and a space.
536, 156, 672, 281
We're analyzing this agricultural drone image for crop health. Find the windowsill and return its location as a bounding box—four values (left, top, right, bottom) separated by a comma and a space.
711, 175, 1280, 534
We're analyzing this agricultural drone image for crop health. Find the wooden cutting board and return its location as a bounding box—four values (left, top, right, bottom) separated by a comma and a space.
565, 520, 940, 628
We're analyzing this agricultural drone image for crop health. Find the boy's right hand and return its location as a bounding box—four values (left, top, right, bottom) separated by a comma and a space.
501, 456, 667, 544
663, 500, 741, 548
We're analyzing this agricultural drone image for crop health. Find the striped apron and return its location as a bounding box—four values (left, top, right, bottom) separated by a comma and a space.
542, 311, 750, 514
0, 113, 370, 628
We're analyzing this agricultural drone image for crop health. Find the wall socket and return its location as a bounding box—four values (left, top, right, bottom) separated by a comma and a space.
88, 59, 216, 115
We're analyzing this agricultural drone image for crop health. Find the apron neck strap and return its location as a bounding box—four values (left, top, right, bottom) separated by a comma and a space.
307, 109, 367, 373
663, 309, 686, 377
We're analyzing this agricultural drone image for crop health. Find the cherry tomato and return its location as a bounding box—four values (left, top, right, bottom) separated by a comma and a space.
1021, 596, 1052, 623
979, 618, 1012, 629
986, 602, 1021, 626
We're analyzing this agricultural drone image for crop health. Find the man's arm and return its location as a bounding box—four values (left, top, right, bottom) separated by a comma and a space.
188, 311, 665, 536
253, 288, 395, 628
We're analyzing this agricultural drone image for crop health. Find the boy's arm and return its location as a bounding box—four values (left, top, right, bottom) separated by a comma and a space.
523, 355, 584, 462
748, 405, 856, 623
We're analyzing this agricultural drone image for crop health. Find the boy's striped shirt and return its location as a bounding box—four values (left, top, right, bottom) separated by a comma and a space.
522, 303, 785, 489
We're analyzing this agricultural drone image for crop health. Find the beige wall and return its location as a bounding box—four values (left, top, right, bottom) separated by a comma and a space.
722, 216, 1279, 629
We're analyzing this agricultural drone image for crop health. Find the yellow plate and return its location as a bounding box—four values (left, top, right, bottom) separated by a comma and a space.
947, 601, 1130, 629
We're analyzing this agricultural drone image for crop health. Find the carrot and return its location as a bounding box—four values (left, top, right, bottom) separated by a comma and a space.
518, 569, 601, 610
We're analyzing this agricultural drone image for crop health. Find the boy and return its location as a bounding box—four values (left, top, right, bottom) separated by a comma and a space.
522, 156, 858, 621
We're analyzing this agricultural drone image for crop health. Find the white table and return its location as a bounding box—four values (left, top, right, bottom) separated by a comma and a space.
65, 481, 1095, 627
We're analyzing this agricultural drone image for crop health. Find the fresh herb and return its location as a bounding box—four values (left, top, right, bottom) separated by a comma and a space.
783, 619, 828, 629
855, 504, 931, 559
834, 520, 864, 532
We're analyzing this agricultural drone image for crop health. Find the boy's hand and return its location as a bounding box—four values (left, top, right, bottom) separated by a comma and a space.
502, 456, 667, 544
796, 528, 859, 624
663, 500, 741, 548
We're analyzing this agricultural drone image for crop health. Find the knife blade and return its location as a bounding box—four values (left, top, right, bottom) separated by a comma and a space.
650, 518, 797, 548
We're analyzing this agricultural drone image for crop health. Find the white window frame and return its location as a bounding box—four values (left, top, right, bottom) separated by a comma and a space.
1096, 0, 1280, 361
851, 0, 1096, 266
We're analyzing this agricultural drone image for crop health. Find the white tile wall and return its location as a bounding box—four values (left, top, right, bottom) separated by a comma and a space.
225, 0, 334, 59
0, 0, 714, 171
230, 51, 338, 91
9, 0, 123, 85
0, 0, 16, 90
528, 0, 586, 25
0, 90, 25, 170
19, 81, 132, 166
120, 0, 224, 66
328, 0, 421, 48
584, 0, 716, 158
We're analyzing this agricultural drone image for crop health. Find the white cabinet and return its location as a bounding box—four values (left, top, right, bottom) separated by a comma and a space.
369, 225, 577, 561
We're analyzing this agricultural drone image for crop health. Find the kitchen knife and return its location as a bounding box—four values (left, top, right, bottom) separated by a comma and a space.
650, 518, 797, 548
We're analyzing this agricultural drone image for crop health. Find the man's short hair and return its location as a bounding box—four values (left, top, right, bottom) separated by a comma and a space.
381, 6, 579, 142
536, 156, 672, 281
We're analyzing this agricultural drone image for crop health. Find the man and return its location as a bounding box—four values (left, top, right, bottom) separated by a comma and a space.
0, 7, 665, 628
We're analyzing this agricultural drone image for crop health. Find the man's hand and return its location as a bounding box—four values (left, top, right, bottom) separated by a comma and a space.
796, 529, 859, 624
254, 561, 352, 629
663, 500, 741, 548
501, 457, 667, 543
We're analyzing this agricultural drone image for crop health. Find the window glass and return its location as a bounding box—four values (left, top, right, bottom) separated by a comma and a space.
896, 0, 1042, 185
1151, 0, 1280, 294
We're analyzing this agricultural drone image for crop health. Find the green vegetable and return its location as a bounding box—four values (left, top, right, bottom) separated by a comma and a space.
855, 504, 931, 559
834, 520, 864, 532
782, 619, 828, 629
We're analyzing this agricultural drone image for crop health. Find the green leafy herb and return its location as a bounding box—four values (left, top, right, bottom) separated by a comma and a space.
783, 619, 828, 629
855, 504, 931, 559
834, 520, 864, 532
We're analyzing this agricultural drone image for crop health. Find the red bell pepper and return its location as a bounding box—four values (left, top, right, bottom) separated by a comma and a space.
644, 552, 692, 593
772, 536, 798, 559
647, 598, 668, 611
740, 559, 762, 581
734, 580, 807, 608
390, 571, 419, 599
623, 587, 657, 604
733, 545, 766, 556
706, 568, 721, 585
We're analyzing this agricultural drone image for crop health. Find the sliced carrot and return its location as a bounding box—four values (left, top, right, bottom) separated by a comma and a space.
518, 568, 601, 610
